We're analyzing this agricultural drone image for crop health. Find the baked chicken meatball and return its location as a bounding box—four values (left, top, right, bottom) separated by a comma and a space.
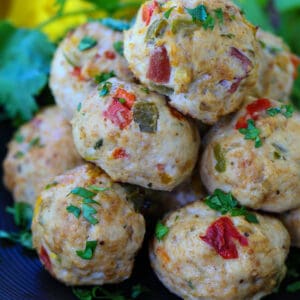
50, 22, 133, 120
200, 97, 300, 212
150, 201, 290, 300
32, 164, 145, 285
253, 29, 297, 101
124, 0, 259, 124
72, 78, 200, 191
3, 106, 82, 206
281, 208, 300, 248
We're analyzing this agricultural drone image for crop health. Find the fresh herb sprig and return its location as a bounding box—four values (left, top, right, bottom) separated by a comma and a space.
267, 104, 294, 118
155, 221, 169, 241
239, 119, 262, 148
205, 189, 259, 223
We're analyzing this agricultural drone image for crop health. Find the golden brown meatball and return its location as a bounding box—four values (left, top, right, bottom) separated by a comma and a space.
3, 106, 82, 206
150, 200, 290, 300
32, 164, 145, 285
200, 97, 300, 212
72, 78, 200, 191
124, 0, 259, 124
50, 22, 133, 120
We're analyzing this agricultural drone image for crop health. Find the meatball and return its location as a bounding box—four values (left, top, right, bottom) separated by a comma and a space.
32, 164, 145, 285
124, 0, 259, 124
150, 201, 290, 300
72, 78, 200, 191
50, 22, 133, 120
200, 97, 300, 212
253, 29, 296, 101
281, 208, 300, 248
3, 106, 82, 206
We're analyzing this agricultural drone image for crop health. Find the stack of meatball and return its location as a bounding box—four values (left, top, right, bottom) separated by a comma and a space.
3, 0, 300, 299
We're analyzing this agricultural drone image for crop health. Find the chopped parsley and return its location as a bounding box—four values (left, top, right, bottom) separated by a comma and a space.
45, 181, 58, 190
99, 81, 112, 97
155, 221, 169, 241
267, 104, 294, 118
14, 133, 24, 143
94, 139, 103, 150
205, 189, 259, 223
78, 36, 97, 51
95, 71, 115, 84
118, 98, 126, 104
113, 41, 124, 56
164, 7, 175, 19
88, 185, 110, 192
239, 119, 262, 148
66, 205, 81, 218
186, 4, 208, 22
76, 240, 97, 260
100, 18, 131, 31
214, 8, 224, 24
69, 187, 96, 199
29, 137, 43, 149
82, 204, 99, 225
77, 102, 82, 112
140, 87, 150, 94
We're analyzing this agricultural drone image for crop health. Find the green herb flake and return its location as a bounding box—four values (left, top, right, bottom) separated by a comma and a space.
14, 133, 24, 143
94, 138, 103, 150
69, 187, 96, 199
118, 98, 126, 104
202, 14, 215, 30
76, 240, 97, 260
94, 71, 115, 84
77, 102, 82, 112
164, 6, 176, 19
6, 202, 33, 229
99, 81, 112, 97
221, 33, 235, 38
267, 104, 294, 118
0, 230, 33, 250
100, 18, 131, 32
155, 221, 169, 241
82, 198, 100, 205
213, 143, 226, 173
45, 181, 58, 190
287, 281, 300, 293
205, 189, 259, 223
113, 41, 124, 56
133, 102, 159, 133
145, 19, 168, 42
82, 204, 99, 225
14, 151, 24, 159
186, 4, 208, 22
214, 8, 224, 24
88, 185, 110, 193
29, 137, 43, 149
239, 119, 262, 148
141, 87, 150, 94
78, 36, 97, 51
66, 205, 81, 218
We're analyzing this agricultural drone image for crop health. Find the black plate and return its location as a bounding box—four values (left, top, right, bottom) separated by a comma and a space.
0, 120, 299, 300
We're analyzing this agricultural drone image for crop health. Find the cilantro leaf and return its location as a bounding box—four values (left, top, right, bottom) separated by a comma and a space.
99, 81, 112, 96
76, 240, 97, 260
78, 36, 97, 51
186, 4, 208, 22
88, 185, 110, 192
69, 187, 96, 199
155, 221, 169, 241
267, 104, 294, 118
214, 8, 224, 24
164, 7, 176, 19
82, 204, 99, 224
100, 18, 131, 31
287, 281, 300, 293
0, 22, 55, 121
66, 205, 81, 218
113, 41, 124, 56
205, 189, 259, 223
6, 202, 33, 229
94, 139, 103, 150
239, 119, 262, 148
94, 71, 115, 84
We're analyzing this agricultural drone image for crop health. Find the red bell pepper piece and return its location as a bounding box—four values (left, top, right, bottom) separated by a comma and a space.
142, 1, 159, 26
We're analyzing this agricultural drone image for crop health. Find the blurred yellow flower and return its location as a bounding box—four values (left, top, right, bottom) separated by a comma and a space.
0, 0, 102, 41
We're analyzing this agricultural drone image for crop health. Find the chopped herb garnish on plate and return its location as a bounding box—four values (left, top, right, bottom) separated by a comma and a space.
164, 7, 175, 19
155, 221, 169, 241
113, 41, 124, 56
66, 205, 81, 218
99, 81, 112, 97
267, 104, 294, 118
76, 240, 97, 260
78, 36, 97, 51
69, 187, 96, 199
205, 189, 259, 223
239, 119, 262, 148
94, 71, 115, 84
